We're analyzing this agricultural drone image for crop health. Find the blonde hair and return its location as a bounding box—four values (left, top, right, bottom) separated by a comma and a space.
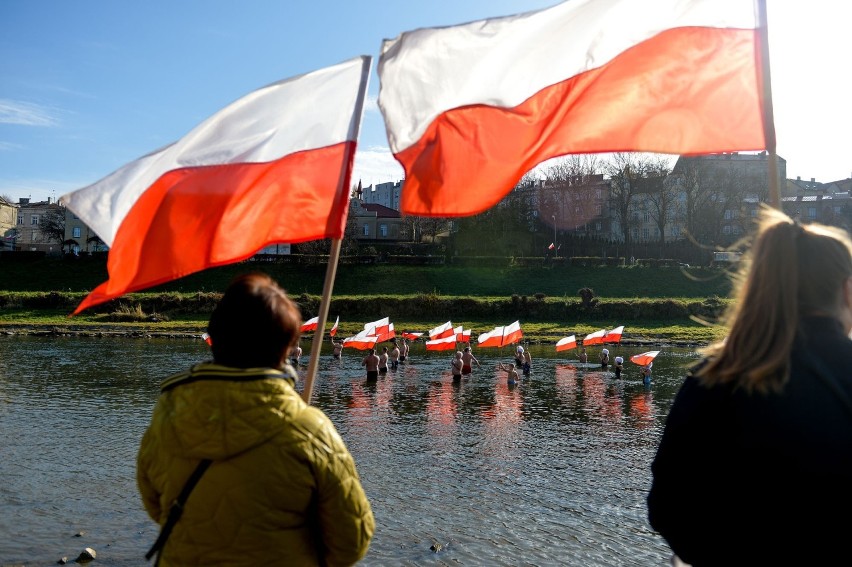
697, 206, 852, 393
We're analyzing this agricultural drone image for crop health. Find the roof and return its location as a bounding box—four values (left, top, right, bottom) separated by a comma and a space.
358, 203, 401, 218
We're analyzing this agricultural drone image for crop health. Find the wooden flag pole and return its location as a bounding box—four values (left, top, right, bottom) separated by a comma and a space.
757, 0, 780, 209
301, 55, 372, 404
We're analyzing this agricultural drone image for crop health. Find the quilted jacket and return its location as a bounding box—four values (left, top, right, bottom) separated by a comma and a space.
137, 362, 374, 566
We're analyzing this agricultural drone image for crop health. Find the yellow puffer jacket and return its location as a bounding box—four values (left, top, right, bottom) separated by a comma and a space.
137, 362, 374, 566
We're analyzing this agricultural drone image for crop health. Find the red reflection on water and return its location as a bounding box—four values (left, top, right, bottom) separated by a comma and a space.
628, 390, 656, 429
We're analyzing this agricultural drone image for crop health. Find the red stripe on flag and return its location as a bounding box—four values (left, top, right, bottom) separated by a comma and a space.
72, 142, 353, 314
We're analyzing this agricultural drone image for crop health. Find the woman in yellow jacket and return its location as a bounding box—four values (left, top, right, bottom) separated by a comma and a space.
137, 273, 374, 566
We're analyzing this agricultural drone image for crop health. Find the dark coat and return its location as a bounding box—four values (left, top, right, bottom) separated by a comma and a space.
647, 316, 852, 566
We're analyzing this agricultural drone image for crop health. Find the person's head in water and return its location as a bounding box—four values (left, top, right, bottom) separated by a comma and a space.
207, 273, 301, 369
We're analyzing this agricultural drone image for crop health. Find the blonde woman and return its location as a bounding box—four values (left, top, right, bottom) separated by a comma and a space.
647, 208, 852, 566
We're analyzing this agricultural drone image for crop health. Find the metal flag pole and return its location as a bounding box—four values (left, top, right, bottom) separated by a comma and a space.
301, 55, 372, 404
757, 0, 780, 208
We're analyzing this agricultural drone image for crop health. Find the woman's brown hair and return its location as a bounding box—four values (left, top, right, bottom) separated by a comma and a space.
697, 206, 852, 393
207, 272, 302, 368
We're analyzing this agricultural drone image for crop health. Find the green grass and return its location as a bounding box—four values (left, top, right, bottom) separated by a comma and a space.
0, 257, 734, 298
0, 257, 734, 344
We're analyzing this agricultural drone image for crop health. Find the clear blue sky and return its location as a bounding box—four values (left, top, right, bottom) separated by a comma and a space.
2, 0, 849, 204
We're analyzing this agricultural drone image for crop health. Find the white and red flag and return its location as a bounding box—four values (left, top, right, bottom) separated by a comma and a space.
429, 321, 454, 340
60, 56, 372, 314
329, 316, 340, 337
401, 331, 423, 340
343, 329, 379, 350
477, 321, 523, 348
604, 326, 625, 344
300, 316, 319, 333
548, 243, 555, 250
426, 335, 457, 351
631, 351, 661, 367
378, 0, 768, 216
556, 335, 577, 352
583, 329, 607, 346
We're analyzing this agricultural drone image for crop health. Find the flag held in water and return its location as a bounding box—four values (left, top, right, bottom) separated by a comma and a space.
330, 316, 340, 337
61, 56, 372, 314
426, 335, 458, 351
556, 335, 577, 352
630, 351, 661, 366
477, 321, 523, 348
378, 0, 767, 217
300, 316, 319, 333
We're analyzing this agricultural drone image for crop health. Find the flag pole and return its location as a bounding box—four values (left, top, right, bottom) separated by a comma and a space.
756, 0, 780, 209
301, 56, 372, 404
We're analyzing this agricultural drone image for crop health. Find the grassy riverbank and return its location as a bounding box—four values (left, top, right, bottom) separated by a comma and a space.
0, 258, 734, 344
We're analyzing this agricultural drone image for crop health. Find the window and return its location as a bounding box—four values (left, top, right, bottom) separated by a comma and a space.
671, 226, 680, 238
379, 224, 388, 237
723, 225, 732, 235
642, 228, 649, 240
724, 210, 732, 220
595, 204, 602, 215
362, 224, 370, 236
31, 214, 39, 226
643, 212, 650, 222
807, 207, 817, 219
595, 222, 601, 231
72, 227, 81, 238
17, 215, 23, 225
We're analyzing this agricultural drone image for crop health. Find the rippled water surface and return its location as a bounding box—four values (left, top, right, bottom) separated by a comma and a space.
0, 336, 700, 566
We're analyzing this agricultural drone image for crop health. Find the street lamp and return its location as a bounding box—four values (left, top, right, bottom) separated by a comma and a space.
552, 214, 557, 258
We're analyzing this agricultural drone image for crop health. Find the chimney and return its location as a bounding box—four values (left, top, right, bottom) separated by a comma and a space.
796, 176, 801, 181
19, 198, 29, 205
811, 178, 815, 184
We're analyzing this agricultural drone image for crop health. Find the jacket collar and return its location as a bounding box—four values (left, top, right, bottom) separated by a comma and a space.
160, 361, 298, 393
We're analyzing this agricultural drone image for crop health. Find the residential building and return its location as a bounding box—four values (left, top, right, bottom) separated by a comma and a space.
535, 174, 611, 238
350, 199, 404, 241
64, 207, 108, 253
0, 196, 16, 250
14, 197, 65, 254
358, 180, 403, 210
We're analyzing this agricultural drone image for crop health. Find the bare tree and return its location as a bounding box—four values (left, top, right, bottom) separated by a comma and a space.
39, 206, 66, 245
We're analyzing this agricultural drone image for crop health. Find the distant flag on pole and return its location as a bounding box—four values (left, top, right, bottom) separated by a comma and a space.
378, 0, 768, 217
604, 326, 625, 344
477, 321, 523, 348
548, 243, 555, 250
329, 316, 339, 337
425, 335, 457, 351
583, 329, 607, 346
60, 56, 372, 314
429, 321, 454, 340
556, 335, 577, 352
201, 332, 212, 346
300, 316, 319, 333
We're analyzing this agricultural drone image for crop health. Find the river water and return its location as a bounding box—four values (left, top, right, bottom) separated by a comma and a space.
0, 335, 700, 566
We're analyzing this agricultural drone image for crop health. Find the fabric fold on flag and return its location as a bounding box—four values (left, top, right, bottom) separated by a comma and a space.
378, 0, 766, 216
604, 326, 625, 344
61, 56, 372, 314
330, 315, 340, 337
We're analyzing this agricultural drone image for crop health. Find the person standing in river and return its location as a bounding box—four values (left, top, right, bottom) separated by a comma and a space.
648, 208, 852, 566
137, 273, 373, 566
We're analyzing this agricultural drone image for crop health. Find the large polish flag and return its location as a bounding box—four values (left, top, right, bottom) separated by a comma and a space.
477, 321, 523, 348
60, 56, 372, 314
378, 0, 766, 216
